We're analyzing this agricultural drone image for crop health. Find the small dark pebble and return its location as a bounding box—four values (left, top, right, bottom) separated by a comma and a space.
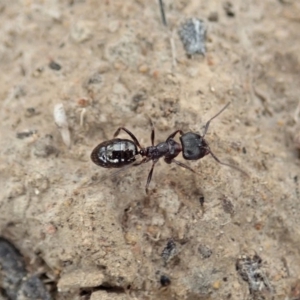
16, 130, 37, 139
208, 12, 219, 22
198, 244, 212, 259
242, 147, 247, 154
0, 238, 27, 299
160, 275, 171, 287
87, 72, 102, 85
235, 253, 274, 295
33, 135, 58, 158
132, 92, 146, 104
25, 107, 39, 118
131, 92, 146, 111
199, 196, 205, 206
161, 239, 177, 263
49, 61, 62, 71
17, 275, 52, 300
25, 107, 36, 117
221, 197, 235, 216
223, 2, 235, 17
35, 67, 44, 74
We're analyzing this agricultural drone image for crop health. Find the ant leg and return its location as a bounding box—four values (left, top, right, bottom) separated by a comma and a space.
113, 127, 143, 149
208, 148, 249, 177
203, 103, 230, 137
145, 161, 157, 194
132, 157, 150, 166
171, 159, 199, 175
166, 130, 184, 141
148, 117, 155, 146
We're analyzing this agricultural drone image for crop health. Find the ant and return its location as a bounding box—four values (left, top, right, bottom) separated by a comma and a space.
91, 103, 246, 194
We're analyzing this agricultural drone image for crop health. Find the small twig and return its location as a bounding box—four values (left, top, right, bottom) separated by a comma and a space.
145, 231, 161, 241
157, 1, 176, 71
293, 100, 300, 123
158, 0, 167, 26
80, 108, 86, 127
253, 86, 273, 116
169, 30, 177, 70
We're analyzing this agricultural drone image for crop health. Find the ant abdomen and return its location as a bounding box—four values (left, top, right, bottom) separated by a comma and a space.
91, 138, 138, 168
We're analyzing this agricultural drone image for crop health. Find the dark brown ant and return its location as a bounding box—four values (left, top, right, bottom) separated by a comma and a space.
91, 103, 246, 194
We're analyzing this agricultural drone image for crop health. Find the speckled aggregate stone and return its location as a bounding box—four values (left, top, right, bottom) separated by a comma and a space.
178, 18, 207, 56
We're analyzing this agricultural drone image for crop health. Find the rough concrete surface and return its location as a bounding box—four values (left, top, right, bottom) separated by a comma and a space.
0, 0, 300, 299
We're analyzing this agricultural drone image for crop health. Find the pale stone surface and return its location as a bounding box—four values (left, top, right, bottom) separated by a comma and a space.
0, 0, 299, 299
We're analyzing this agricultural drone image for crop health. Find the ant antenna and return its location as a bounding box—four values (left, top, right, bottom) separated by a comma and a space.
207, 147, 249, 176
158, 0, 167, 26
203, 103, 230, 137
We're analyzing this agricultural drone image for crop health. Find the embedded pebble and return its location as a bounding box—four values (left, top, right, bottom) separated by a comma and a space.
91, 291, 130, 300
161, 239, 177, 264
178, 18, 207, 56
0, 238, 51, 300
198, 244, 213, 259
17, 275, 52, 300
157, 188, 180, 217
57, 268, 105, 292
70, 20, 94, 43
124, 232, 138, 245
33, 135, 58, 158
0, 238, 27, 299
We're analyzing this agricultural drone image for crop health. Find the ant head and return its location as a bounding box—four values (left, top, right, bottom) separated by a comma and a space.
180, 104, 230, 161
180, 132, 209, 160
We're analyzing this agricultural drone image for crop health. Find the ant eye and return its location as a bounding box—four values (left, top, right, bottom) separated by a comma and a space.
187, 150, 193, 156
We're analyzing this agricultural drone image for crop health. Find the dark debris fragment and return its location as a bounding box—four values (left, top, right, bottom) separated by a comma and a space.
25, 107, 40, 118
16, 130, 37, 139
198, 244, 212, 259
223, 2, 235, 17
236, 254, 274, 297
131, 91, 147, 111
33, 134, 58, 158
161, 239, 177, 264
160, 275, 171, 287
220, 196, 235, 216
199, 196, 205, 207
82, 72, 103, 94
86, 72, 102, 85
48, 61, 62, 71
178, 18, 207, 56
208, 12, 219, 22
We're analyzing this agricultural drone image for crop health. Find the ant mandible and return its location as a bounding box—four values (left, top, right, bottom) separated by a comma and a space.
91, 103, 246, 194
